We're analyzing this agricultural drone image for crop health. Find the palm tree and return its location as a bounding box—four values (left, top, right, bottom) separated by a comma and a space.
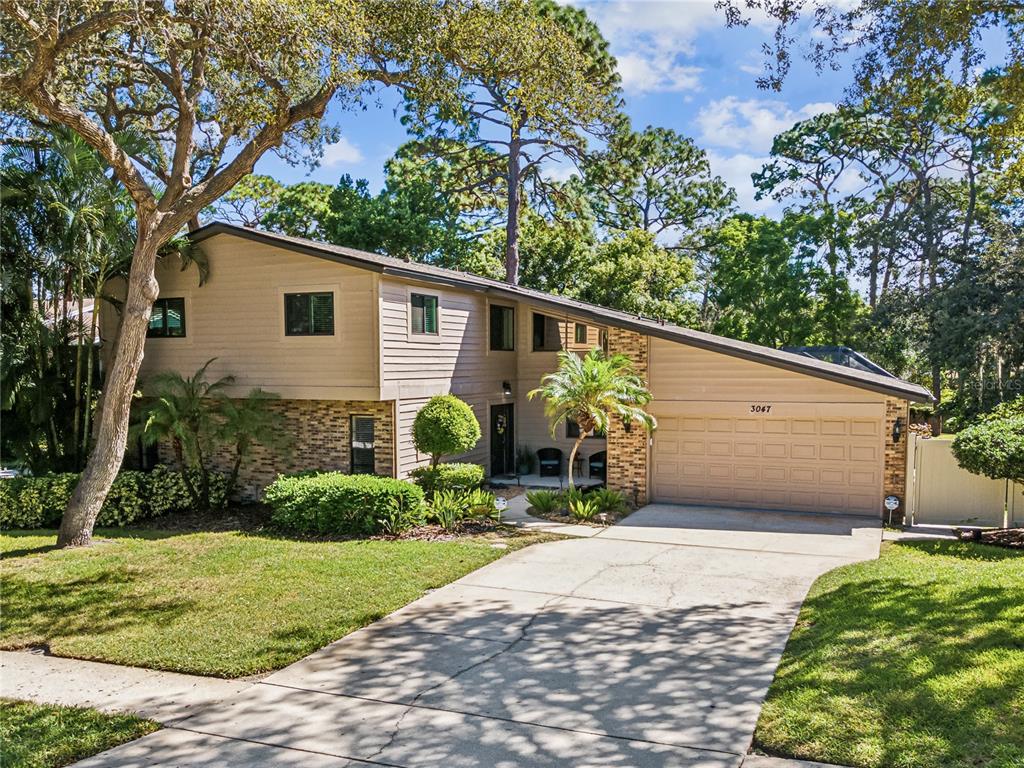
134, 359, 234, 510
529, 348, 656, 489
218, 389, 291, 500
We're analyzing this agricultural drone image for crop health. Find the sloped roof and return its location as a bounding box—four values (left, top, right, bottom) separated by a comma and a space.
188, 221, 934, 403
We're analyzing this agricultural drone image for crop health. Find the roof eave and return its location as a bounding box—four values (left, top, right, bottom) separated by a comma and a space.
185, 222, 935, 404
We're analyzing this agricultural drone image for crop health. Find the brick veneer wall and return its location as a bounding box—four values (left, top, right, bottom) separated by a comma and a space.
883, 396, 910, 523
160, 399, 395, 500
606, 328, 651, 507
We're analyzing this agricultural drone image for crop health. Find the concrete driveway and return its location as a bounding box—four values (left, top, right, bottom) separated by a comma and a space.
80, 505, 881, 767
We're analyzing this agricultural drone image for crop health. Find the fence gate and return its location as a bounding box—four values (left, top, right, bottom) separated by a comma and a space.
905, 435, 1020, 528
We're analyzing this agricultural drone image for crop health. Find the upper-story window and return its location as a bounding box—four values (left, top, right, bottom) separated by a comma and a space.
285, 292, 334, 336
411, 293, 439, 335
574, 323, 587, 344
148, 297, 186, 338
532, 312, 562, 352
490, 305, 515, 351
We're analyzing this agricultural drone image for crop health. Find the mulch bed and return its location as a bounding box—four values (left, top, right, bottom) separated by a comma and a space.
955, 526, 1024, 549
527, 507, 631, 527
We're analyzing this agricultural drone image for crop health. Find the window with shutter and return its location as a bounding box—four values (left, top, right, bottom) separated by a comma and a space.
489, 304, 514, 351
351, 415, 375, 474
284, 292, 334, 336
411, 294, 439, 335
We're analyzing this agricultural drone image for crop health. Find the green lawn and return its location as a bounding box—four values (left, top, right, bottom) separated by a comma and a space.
0, 698, 158, 768
755, 540, 1024, 768
1, 527, 556, 677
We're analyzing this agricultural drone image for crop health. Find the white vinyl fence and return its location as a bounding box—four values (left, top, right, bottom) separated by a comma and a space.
905, 435, 1021, 528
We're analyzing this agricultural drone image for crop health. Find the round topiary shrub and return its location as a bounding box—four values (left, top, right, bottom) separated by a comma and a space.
412, 395, 481, 466
952, 414, 1024, 486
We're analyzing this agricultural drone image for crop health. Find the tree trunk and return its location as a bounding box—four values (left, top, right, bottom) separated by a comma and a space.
567, 434, 585, 491
57, 223, 162, 547
505, 133, 522, 285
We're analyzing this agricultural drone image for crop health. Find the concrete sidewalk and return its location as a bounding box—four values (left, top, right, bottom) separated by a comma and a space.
52, 504, 879, 767
1, 651, 251, 724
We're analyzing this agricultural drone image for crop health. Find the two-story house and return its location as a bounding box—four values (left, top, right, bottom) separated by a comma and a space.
100, 222, 931, 518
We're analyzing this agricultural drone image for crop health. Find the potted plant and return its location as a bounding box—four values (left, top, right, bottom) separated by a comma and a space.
516, 446, 535, 475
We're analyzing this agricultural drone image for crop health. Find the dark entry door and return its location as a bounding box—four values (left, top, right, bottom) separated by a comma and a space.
490, 403, 515, 477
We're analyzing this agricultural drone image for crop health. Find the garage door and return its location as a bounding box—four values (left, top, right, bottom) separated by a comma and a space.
651, 411, 884, 516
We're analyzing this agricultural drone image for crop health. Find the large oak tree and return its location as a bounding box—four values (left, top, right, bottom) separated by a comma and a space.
0, 0, 561, 546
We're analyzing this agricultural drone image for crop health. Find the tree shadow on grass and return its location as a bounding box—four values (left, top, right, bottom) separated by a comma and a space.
756, 552, 1024, 768
1, 568, 195, 655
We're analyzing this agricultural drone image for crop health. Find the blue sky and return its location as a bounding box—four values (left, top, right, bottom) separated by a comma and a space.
256, 1, 858, 217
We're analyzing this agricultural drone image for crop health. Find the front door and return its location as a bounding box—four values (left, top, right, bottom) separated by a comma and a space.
490, 403, 515, 477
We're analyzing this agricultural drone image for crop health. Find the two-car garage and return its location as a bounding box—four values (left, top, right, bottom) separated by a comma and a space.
645, 337, 918, 518
650, 406, 884, 516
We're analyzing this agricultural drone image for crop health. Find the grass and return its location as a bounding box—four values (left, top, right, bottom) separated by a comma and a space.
0, 698, 158, 768
754, 540, 1024, 768
0, 526, 558, 677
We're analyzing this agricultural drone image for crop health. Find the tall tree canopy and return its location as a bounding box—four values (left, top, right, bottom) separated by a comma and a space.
585, 124, 733, 244
0, 0, 579, 547
401, 0, 621, 283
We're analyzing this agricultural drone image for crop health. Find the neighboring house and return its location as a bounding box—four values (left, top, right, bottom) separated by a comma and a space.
99, 222, 931, 517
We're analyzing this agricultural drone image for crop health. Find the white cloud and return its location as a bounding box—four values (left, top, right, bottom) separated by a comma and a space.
707, 151, 775, 214
320, 137, 363, 167
575, 0, 778, 94
616, 53, 702, 93
695, 97, 836, 153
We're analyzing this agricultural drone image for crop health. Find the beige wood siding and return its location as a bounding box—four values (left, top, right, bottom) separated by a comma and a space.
650, 338, 888, 403
100, 235, 379, 400
380, 277, 516, 476
649, 338, 888, 515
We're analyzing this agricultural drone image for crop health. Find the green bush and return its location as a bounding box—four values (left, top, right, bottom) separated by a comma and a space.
263, 472, 425, 536
412, 395, 481, 465
0, 468, 225, 530
560, 487, 585, 511
569, 497, 600, 522
525, 489, 560, 514
376, 494, 427, 536
586, 487, 627, 514
429, 490, 471, 531
464, 488, 499, 521
951, 414, 1024, 485
410, 462, 485, 497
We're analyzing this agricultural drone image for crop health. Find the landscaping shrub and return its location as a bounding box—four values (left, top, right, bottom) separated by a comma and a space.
464, 488, 499, 521
410, 462, 485, 497
587, 487, 627, 514
560, 486, 585, 511
376, 495, 427, 536
412, 395, 481, 466
428, 490, 471, 531
263, 472, 425, 536
0, 468, 226, 530
569, 497, 600, 522
526, 489, 560, 515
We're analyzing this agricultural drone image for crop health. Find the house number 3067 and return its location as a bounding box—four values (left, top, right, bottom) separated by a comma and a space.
750, 404, 772, 414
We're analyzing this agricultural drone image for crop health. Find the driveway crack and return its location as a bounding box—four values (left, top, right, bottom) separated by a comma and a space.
362, 594, 560, 761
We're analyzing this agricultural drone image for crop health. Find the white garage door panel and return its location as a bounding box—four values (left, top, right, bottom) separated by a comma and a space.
652, 412, 883, 516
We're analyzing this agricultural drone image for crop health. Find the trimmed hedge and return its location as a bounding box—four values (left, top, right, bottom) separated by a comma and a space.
0, 466, 227, 530
410, 463, 485, 497
263, 472, 425, 536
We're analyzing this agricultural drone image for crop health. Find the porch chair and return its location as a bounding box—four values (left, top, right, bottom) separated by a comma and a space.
537, 448, 563, 478
588, 450, 607, 481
